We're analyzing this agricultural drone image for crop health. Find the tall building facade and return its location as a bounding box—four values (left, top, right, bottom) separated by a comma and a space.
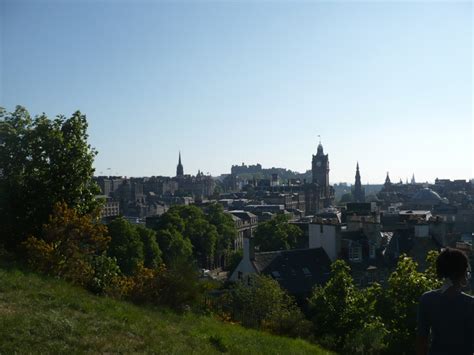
305, 142, 334, 215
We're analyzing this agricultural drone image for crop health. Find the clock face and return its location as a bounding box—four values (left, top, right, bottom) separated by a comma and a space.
316, 161, 322, 167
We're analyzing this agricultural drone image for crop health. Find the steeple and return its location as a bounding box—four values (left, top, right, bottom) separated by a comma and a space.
385, 172, 391, 185
353, 162, 365, 202
411, 173, 416, 184
176, 151, 184, 177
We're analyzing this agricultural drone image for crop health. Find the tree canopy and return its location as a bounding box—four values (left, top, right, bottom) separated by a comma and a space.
107, 217, 145, 275
0, 106, 100, 250
149, 204, 237, 268
254, 214, 303, 252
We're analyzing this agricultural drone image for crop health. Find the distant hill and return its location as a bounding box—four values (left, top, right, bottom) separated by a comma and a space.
0, 266, 331, 354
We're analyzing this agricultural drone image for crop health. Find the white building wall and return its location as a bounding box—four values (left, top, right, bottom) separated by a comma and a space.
308, 223, 339, 261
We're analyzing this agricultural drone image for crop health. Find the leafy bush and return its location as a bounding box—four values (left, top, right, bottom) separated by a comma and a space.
87, 254, 121, 295
23, 202, 110, 286
225, 275, 310, 338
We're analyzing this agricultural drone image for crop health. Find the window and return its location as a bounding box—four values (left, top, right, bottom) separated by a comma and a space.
349, 246, 362, 262
320, 224, 324, 233
302, 267, 311, 277
238, 271, 243, 280
271, 271, 281, 279
369, 244, 376, 259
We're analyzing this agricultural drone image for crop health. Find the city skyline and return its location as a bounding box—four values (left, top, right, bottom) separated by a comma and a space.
2, 1, 472, 183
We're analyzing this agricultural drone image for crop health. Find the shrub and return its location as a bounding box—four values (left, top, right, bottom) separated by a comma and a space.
23, 202, 110, 286
225, 275, 310, 337
88, 254, 121, 295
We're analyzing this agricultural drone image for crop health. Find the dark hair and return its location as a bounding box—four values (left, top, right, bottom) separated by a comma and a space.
436, 248, 469, 281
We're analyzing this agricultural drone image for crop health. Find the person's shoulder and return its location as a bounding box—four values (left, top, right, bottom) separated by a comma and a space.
421, 290, 439, 298
459, 292, 473, 301
420, 289, 440, 302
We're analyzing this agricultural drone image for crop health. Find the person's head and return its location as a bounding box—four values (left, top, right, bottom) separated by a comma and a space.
436, 247, 470, 285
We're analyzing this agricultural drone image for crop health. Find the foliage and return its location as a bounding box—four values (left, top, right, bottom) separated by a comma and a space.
308, 260, 367, 349
205, 203, 237, 263
186, 217, 218, 268
377, 255, 440, 354
112, 260, 205, 311
425, 250, 442, 287
88, 254, 121, 295
343, 317, 389, 354
0, 106, 100, 250
136, 225, 162, 269
156, 228, 193, 265
148, 205, 237, 268
151, 205, 223, 268
226, 275, 311, 338
23, 202, 110, 286
254, 214, 303, 252
107, 217, 144, 275
156, 261, 206, 311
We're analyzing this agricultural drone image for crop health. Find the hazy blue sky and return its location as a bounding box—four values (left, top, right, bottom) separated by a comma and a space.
1, 0, 472, 183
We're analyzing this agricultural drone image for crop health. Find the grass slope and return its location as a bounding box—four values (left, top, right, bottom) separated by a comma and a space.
0, 267, 331, 354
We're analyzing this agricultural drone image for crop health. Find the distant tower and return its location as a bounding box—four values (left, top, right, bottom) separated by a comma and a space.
384, 172, 391, 186
411, 173, 416, 184
311, 142, 330, 194
176, 152, 184, 177
353, 162, 365, 202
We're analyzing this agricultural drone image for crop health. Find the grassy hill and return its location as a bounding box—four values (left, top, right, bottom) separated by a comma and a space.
0, 266, 331, 354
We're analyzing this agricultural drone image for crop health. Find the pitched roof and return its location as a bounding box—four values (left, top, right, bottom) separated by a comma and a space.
252, 248, 331, 295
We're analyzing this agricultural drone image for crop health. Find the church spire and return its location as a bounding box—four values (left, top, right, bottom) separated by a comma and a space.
353, 162, 365, 202
385, 172, 391, 185
176, 151, 184, 177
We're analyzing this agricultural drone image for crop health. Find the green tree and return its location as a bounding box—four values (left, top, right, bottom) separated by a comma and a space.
136, 225, 162, 269
107, 217, 144, 275
185, 217, 218, 268
162, 205, 219, 268
377, 255, 440, 354
254, 214, 302, 252
229, 275, 310, 337
155, 228, 193, 265
308, 260, 365, 349
0, 106, 100, 250
205, 203, 237, 266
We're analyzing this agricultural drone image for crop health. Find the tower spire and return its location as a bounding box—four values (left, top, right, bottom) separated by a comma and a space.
353, 161, 364, 202
176, 151, 184, 177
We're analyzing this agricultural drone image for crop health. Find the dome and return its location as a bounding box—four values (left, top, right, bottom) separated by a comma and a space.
410, 188, 443, 204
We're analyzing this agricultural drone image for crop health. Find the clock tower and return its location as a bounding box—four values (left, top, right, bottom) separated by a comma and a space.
311, 142, 329, 193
